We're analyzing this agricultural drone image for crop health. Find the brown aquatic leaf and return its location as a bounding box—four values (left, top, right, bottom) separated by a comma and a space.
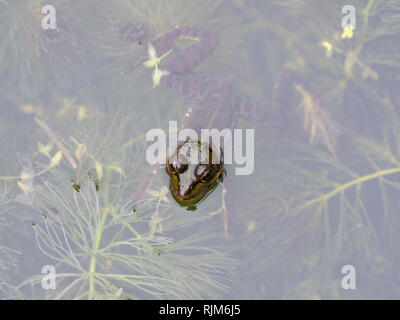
294, 84, 341, 158
35, 117, 78, 169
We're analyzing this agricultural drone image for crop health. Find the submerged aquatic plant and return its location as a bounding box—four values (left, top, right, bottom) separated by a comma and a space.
13, 111, 236, 299
0, 189, 20, 282
212, 0, 400, 298
0, 0, 100, 98
2, 0, 398, 300
93, 0, 223, 66
114, 0, 223, 31
0, 119, 25, 299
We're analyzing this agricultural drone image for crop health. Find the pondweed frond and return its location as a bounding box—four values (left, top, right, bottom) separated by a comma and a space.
2, 0, 399, 300
114, 0, 223, 32
0, 120, 24, 298
90, 0, 223, 74
0, 190, 21, 272
0, 0, 100, 97
14, 111, 236, 299
228, 120, 400, 298
220, 5, 400, 291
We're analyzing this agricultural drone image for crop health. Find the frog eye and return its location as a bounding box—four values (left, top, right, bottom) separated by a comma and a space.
196, 165, 214, 182
201, 170, 213, 182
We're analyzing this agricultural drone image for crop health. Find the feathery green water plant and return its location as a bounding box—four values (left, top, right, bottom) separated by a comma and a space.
14, 111, 236, 299
0, 0, 100, 98
208, 0, 400, 298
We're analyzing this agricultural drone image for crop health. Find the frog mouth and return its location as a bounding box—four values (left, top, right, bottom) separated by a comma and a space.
169, 179, 220, 211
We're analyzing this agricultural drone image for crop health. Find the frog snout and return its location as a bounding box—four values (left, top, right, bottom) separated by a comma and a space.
178, 184, 191, 198
177, 171, 196, 198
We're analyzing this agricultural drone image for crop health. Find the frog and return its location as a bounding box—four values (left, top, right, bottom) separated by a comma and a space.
128, 25, 298, 235
166, 139, 224, 211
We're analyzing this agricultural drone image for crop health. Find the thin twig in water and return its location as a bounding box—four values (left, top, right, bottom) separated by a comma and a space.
34, 117, 78, 169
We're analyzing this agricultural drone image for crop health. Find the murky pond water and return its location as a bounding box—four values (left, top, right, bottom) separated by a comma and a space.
0, 0, 399, 299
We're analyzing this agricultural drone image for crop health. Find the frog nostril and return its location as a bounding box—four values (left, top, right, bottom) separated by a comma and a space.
178, 163, 188, 173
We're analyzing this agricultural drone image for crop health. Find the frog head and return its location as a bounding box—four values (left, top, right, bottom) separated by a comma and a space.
166, 140, 224, 210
